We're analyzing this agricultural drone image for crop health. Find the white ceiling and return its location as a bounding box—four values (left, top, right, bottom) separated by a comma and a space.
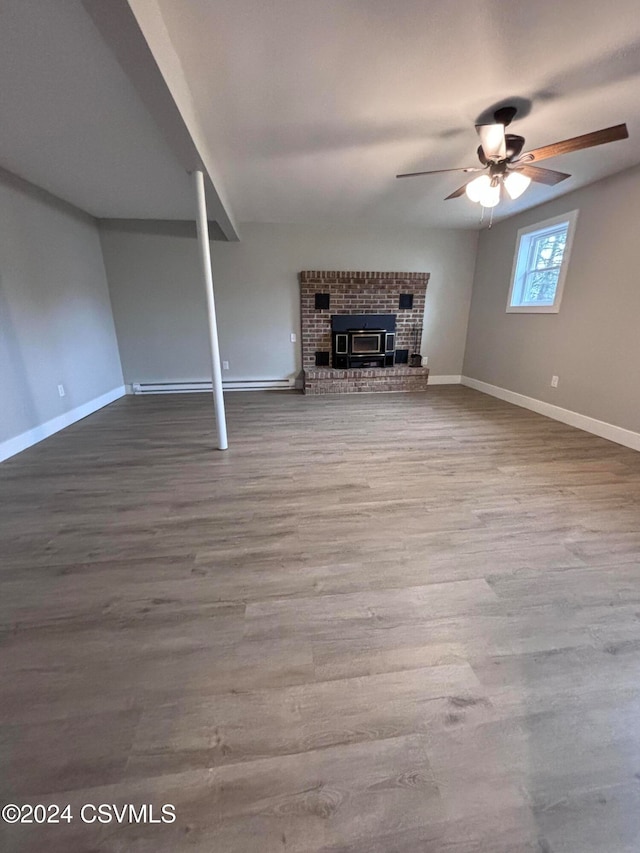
2, 0, 640, 230
0, 0, 200, 220
155, 0, 640, 228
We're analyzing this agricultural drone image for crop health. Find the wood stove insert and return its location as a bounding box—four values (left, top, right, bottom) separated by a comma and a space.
331, 314, 396, 369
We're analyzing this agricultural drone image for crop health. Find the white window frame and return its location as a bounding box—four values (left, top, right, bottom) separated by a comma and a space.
506, 209, 579, 313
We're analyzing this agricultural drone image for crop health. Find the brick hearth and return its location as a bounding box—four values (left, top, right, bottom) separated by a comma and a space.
304, 365, 430, 395
300, 270, 430, 395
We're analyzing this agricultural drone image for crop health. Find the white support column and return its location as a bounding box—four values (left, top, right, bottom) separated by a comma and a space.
193, 169, 228, 450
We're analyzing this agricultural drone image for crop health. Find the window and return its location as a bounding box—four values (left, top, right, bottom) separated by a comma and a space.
506, 210, 578, 313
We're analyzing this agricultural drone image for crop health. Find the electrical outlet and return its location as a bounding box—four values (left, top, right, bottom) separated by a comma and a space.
290, 333, 297, 343
551, 375, 559, 388
423, 356, 428, 366
57, 384, 65, 397
222, 361, 230, 370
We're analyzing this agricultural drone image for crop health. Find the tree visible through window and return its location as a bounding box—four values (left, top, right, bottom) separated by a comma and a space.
522, 228, 567, 303
507, 211, 578, 313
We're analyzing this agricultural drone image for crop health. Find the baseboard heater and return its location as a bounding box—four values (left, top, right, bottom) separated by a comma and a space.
131, 379, 297, 395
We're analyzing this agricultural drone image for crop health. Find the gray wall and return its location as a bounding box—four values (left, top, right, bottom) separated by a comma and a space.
463, 164, 640, 433
100, 220, 478, 384
0, 170, 123, 445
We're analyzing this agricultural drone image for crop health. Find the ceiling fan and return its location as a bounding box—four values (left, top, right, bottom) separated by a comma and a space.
396, 106, 629, 207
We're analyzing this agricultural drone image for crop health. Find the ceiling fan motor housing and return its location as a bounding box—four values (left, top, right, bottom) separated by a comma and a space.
478, 134, 525, 166
505, 134, 525, 160
488, 161, 508, 178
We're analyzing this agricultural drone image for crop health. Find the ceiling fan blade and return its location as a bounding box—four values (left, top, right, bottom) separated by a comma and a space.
396, 166, 482, 179
514, 164, 572, 185
520, 123, 628, 164
476, 123, 506, 160
445, 182, 471, 200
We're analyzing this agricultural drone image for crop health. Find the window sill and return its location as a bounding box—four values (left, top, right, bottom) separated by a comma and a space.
506, 305, 560, 314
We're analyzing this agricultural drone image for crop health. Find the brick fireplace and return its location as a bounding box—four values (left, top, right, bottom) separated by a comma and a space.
300, 270, 430, 394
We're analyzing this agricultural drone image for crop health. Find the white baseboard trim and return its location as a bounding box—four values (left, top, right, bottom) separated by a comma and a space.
131, 379, 298, 394
0, 385, 126, 463
428, 375, 462, 385
461, 376, 640, 453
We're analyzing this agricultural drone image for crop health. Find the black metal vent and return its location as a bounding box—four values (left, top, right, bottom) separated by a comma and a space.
399, 293, 414, 309
315, 293, 330, 310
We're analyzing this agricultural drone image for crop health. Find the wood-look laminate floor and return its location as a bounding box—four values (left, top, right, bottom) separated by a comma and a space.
1, 387, 640, 852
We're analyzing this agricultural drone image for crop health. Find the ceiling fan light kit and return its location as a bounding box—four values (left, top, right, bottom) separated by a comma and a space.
396, 107, 629, 213
465, 170, 532, 207
465, 174, 491, 203
465, 174, 501, 207
503, 171, 531, 200
480, 182, 501, 208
